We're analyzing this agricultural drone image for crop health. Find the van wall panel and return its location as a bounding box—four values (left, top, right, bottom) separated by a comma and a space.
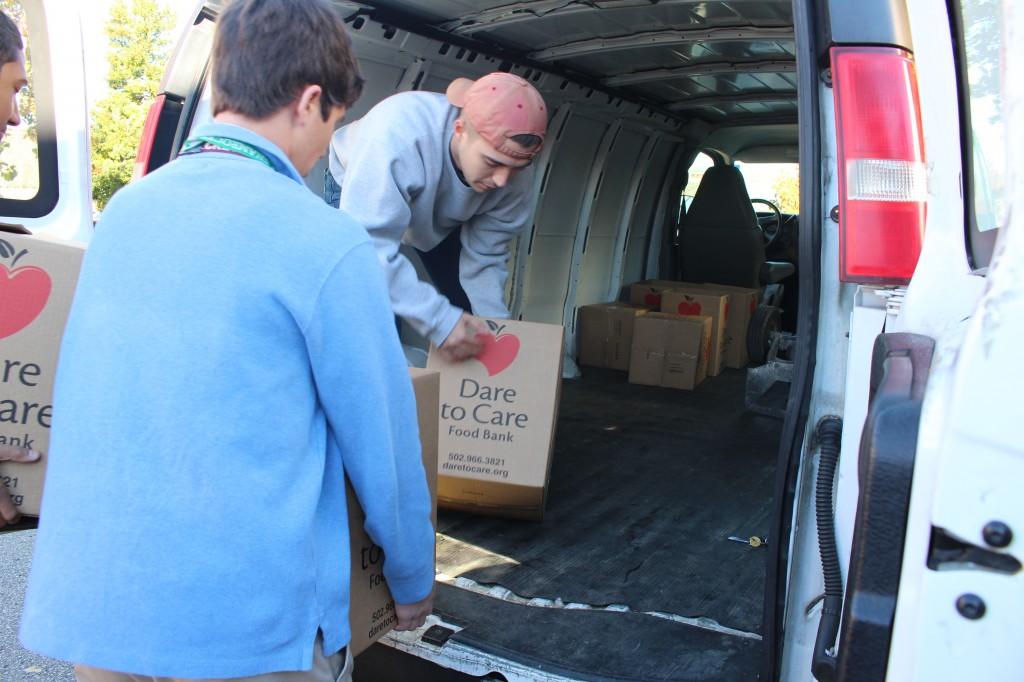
622, 142, 678, 287
346, 57, 414, 120
518, 113, 610, 324
574, 127, 648, 308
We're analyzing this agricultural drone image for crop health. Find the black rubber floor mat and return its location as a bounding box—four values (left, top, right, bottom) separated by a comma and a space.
436, 367, 781, 635
435, 582, 762, 681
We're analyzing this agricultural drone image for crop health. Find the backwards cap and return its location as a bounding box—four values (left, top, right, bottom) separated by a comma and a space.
446, 72, 548, 160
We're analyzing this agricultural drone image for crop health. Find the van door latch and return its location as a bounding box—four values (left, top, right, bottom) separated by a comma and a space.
927, 526, 1022, 575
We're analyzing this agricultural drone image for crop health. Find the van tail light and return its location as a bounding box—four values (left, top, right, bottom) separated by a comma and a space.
133, 94, 168, 181
831, 47, 927, 285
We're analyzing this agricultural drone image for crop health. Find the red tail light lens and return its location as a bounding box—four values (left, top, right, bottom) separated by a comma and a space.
133, 94, 167, 181
832, 47, 927, 284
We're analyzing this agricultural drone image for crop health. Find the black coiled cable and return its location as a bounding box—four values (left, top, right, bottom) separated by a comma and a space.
812, 416, 844, 682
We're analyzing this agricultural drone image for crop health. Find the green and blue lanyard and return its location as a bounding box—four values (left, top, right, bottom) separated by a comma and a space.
179, 135, 298, 182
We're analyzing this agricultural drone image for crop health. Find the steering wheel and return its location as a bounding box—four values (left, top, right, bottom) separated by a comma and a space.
751, 198, 783, 247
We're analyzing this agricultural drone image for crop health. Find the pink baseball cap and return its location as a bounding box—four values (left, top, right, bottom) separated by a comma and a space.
446, 72, 548, 160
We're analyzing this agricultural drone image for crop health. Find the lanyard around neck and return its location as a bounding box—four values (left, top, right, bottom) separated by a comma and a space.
180, 135, 276, 171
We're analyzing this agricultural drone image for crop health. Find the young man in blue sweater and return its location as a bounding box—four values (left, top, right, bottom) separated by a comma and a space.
19, 1, 435, 680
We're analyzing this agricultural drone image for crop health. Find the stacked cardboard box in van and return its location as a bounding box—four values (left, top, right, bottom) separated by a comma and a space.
611, 279, 763, 388
628, 313, 712, 390
628, 279, 684, 308
627, 280, 761, 370
659, 289, 729, 376
577, 302, 648, 371
679, 283, 759, 369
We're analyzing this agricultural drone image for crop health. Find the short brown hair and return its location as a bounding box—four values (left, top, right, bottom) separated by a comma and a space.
212, 0, 363, 121
0, 10, 23, 66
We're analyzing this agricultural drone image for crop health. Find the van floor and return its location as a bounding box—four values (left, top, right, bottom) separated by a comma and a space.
433, 367, 781, 680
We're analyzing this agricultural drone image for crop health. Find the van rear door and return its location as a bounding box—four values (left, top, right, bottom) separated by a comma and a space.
882, 1, 1022, 679
780, 0, 1020, 679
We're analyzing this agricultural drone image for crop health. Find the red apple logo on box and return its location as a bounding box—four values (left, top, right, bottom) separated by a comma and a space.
475, 321, 520, 376
677, 297, 702, 316
0, 239, 53, 340
643, 291, 661, 307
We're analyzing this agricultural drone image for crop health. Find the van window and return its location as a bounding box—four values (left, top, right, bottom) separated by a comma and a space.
955, 0, 1005, 269
0, 0, 56, 218
680, 151, 715, 218
735, 160, 800, 214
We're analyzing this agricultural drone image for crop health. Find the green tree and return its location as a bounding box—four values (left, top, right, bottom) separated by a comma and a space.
773, 169, 800, 214
91, 0, 174, 209
963, 0, 1000, 104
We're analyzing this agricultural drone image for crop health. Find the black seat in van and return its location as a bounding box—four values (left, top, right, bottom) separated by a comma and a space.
680, 166, 794, 289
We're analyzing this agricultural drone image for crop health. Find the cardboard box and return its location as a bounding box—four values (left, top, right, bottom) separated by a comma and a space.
347, 367, 439, 655
427, 319, 564, 521
0, 232, 85, 516
659, 289, 729, 376
577, 302, 648, 371
628, 279, 683, 308
628, 313, 712, 391
684, 283, 760, 369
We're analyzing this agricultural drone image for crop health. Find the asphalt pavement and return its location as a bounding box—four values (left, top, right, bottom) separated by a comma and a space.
0, 530, 73, 682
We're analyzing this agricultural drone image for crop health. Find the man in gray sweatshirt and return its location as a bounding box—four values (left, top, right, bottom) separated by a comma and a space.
325, 72, 548, 362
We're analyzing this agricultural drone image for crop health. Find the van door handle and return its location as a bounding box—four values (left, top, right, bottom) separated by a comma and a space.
832, 332, 934, 682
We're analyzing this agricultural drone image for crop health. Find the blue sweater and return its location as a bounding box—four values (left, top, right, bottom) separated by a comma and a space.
19, 123, 435, 677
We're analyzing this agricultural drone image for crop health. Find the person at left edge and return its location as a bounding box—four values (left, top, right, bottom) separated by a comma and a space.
0, 9, 40, 533
18, 1, 435, 680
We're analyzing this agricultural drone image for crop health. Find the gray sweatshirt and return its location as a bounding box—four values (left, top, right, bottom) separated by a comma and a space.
328, 91, 536, 347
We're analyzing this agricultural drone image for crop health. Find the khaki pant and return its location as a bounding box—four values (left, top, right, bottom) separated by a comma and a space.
74, 636, 352, 682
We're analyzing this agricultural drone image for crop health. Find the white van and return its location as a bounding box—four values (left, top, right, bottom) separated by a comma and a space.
4, 0, 1020, 680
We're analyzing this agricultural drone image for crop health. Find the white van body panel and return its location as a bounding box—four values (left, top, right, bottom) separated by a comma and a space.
830, 0, 992, 641
39, 2, 91, 243
890, 0, 987, 337
2, 2, 91, 243
779, 83, 856, 677
887, 1, 1024, 678
384, 616, 577, 682
782, 0, 1011, 676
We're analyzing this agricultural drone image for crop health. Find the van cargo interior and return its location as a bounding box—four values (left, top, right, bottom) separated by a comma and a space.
435, 368, 780, 679
166, 1, 804, 678
315, 1, 802, 679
